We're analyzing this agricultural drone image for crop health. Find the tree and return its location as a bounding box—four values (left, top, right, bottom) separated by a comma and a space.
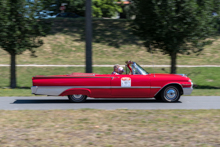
92, 0, 122, 18
0, 0, 51, 88
44, 0, 122, 18
131, 0, 220, 74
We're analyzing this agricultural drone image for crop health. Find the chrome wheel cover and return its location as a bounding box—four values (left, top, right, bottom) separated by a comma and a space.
69, 94, 85, 102
73, 94, 83, 99
164, 87, 178, 102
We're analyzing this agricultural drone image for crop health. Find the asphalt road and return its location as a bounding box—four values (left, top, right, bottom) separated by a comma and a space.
0, 96, 219, 110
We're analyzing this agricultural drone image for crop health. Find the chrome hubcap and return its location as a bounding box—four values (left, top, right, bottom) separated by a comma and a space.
73, 94, 83, 99
165, 88, 178, 101
167, 89, 176, 99
69, 94, 86, 103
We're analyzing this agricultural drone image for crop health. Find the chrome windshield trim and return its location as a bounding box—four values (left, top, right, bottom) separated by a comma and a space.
131, 62, 148, 75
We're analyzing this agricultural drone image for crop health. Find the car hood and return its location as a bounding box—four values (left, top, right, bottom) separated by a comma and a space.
151, 73, 190, 80
153, 73, 187, 77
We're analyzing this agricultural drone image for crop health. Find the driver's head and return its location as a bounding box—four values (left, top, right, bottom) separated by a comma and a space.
114, 64, 119, 72
118, 66, 124, 74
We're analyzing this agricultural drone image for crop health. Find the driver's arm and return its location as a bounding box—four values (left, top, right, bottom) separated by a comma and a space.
127, 64, 132, 75
125, 60, 133, 75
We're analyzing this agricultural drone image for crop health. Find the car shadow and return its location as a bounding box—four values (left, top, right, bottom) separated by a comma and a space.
12, 99, 182, 104
12, 99, 70, 104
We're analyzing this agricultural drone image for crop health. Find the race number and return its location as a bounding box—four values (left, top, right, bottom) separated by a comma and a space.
121, 77, 131, 87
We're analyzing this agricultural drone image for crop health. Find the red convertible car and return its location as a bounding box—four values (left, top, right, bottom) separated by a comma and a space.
31, 61, 193, 103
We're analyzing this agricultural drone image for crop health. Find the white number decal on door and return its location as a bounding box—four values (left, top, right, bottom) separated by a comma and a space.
121, 77, 131, 87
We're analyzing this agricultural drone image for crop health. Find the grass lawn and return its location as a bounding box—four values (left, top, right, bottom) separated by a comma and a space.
1, 19, 219, 147
0, 109, 219, 146
0, 67, 219, 96
0, 19, 219, 96
0, 19, 220, 65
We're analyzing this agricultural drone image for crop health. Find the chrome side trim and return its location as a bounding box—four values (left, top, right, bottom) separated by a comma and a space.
32, 86, 162, 96
111, 86, 151, 88
183, 87, 193, 95
32, 86, 161, 89
154, 83, 183, 97
150, 86, 161, 89
34, 77, 112, 78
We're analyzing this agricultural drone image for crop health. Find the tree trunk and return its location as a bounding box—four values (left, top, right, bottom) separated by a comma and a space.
170, 52, 177, 74
10, 53, 16, 88
85, 0, 93, 73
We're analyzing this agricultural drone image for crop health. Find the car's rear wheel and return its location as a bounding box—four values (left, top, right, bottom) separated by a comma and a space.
160, 85, 180, 102
68, 95, 87, 103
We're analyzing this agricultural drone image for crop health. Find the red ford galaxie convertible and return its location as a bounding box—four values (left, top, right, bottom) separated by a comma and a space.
32, 61, 193, 103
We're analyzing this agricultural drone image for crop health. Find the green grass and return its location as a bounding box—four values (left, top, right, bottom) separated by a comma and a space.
0, 19, 220, 96
0, 109, 219, 146
0, 67, 219, 96
0, 19, 220, 65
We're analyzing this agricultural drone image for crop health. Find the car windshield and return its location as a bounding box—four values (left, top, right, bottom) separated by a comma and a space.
132, 63, 149, 75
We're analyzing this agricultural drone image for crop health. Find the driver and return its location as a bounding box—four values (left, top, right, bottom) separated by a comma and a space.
111, 64, 120, 75
118, 66, 124, 74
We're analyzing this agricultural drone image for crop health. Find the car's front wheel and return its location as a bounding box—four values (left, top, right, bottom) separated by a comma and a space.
160, 85, 180, 102
68, 95, 87, 103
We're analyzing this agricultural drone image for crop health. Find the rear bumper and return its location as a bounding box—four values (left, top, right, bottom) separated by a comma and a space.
183, 87, 193, 95
31, 86, 38, 94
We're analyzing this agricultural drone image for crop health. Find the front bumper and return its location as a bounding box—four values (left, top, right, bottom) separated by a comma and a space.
182, 81, 193, 95
183, 87, 193, 95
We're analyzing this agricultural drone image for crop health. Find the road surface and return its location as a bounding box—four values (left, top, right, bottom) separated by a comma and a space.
0, 96, 220, 110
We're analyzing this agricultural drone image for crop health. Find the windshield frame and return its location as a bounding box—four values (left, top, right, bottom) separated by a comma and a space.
132, 62, 149, 75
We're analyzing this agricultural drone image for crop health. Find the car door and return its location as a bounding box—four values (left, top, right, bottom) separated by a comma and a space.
111, 74, 150, 97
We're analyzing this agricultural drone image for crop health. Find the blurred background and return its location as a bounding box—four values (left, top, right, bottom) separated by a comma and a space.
1, 1, 220, 146
0, 0, 220, 95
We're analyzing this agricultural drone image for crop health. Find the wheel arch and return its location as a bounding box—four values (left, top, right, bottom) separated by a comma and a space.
59, 88, 91, 96
154, 83, 183, 98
